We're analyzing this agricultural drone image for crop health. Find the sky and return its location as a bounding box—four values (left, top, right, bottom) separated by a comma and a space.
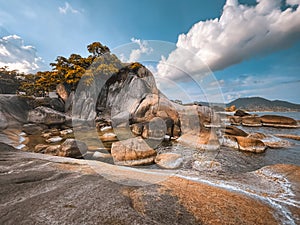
0, 0, 299, 104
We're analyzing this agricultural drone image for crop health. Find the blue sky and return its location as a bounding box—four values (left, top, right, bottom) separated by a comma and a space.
0, 0, 299, 103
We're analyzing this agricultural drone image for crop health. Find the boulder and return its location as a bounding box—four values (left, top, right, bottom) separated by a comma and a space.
0, 96, 30, 130
248, 133, 291, 148
56, 83, 70, 102
22, 123, 48, 135
111, 137, 157, 166
49, 98, 65, 112
27, 106, 66, 125
174, 104, 218, 135
45, 136, 63, 143
225, 105, 236, 112
60, 129, 73, 136
260, 115, 298, 128
130, 123, 144, 136
155, 153, 183, 169
241, 116, 262, 127
60, 139, 88, 158
44, 145, 62, 156
34, 144, 49, 153
72, 91, 97, 122
228, 116, 242, 125
221, 135, 267, 153
172, 125, 181, 138
235, 136, 267, 153
97, 64, 158, 117
92, 151, 113, 160
100, 126, 112, 132
141, 117, 166, 141
100, 133, 118, 142
177, 129, 220, 151
220, 135, 239, 149
234, 109, 250, 117
223, 125, 248, 137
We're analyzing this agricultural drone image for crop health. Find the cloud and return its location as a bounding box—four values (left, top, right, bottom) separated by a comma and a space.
127, 38, 153, 62
157, 0, 300, 79
59, 2, 80, 14
0, 34, 45, 73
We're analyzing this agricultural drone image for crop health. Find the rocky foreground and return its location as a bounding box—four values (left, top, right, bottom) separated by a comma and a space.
1, 143, 299, 225
1, 63, 300, 224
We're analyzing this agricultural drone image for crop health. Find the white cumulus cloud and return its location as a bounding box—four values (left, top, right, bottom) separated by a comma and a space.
0, 34, 45, 73
157, 0, 300, 79
59, 2, 80, 14
128, 38, 153, 62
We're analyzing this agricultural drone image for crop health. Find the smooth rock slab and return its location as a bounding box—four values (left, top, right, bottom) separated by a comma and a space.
260, 115, 298, 128
111, 137, 157, 166
155, 153, 183, 169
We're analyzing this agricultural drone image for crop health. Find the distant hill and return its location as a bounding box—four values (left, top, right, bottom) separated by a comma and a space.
227, 97, 300, 112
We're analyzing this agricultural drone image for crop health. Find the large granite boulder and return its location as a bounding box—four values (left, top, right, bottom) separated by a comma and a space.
174, 104, 218, 135
177, 129, 220, 151
111, 137, 157, 166
27, 106, 66, 125
221, 135, 267, 153
0, 96, 30, 130
260, 115, 298, 128
248, 133, 291, 148
95, 64, 182, 137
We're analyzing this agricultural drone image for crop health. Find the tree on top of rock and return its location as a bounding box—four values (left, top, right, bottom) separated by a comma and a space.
87, 42, 110, 57
18, 41, 124, 96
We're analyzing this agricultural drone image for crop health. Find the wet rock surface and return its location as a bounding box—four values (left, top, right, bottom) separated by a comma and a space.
155, 153, 183, 169
1, 143, 299, 224
111, 137, 157, 166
